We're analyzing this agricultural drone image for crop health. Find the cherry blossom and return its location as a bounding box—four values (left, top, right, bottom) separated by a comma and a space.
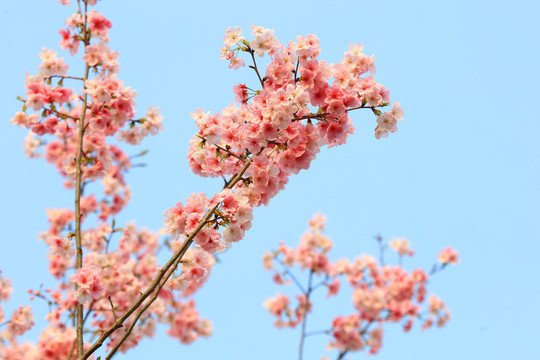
263, 214, 457, 358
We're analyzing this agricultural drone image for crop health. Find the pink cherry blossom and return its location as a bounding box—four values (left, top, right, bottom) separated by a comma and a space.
437, 247, 459, 264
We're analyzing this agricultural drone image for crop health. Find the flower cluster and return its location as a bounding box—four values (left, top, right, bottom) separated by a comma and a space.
263, 214, 458, 357
164, 25, 403, 261
69, 266, 104, 303
5, 3, 410, 359
0, 269, 13, 325
11, 12, 163, 185
2, 1, 209, 359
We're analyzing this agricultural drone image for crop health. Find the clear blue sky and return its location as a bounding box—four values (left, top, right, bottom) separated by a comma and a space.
1, 0, 539, 359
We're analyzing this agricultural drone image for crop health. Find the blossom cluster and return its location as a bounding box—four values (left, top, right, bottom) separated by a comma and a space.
4, 2, 409, 359
263, 214, 458, 357
164, 25, 404, 260
2, 1, 209, 359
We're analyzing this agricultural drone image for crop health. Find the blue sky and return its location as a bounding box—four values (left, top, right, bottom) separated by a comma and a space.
1, 0, 539, 359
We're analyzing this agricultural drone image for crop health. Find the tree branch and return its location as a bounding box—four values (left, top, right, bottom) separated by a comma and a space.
81, 151, 259, 360
298, 269, 314, 360
248, 49, 265, 88
75, 2, 91, 357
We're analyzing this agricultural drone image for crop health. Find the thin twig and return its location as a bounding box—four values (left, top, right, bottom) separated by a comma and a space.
46, 74, 85, 81
108, 297, 118, 320
375, 234, 385, 266
293, 59, 300, 83
311, 275, 329, 292
298, 270, 314, 360
248, 49, 265, 88
196, 134, 245, 161
429, 263, 447, 276
69, 299, 95, 360
276, 259, 306, 294
105, 255, 183, 360
305, 329, 331, 337
16, 97, 79, 120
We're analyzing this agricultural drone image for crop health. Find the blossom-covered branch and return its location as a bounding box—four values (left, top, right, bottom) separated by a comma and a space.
262, 214, 458, 358
4, 3, 408, 359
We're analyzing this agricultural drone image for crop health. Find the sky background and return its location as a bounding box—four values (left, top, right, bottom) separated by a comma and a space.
1, 0, 539, 359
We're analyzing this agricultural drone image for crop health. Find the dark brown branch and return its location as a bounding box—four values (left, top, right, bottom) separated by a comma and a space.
16, 97, 79, 120
104, 255, 183, 360
108, 297, 118, 320
248, 49, 265, 88
46, 74, 85, 81
196, 134, 245, 161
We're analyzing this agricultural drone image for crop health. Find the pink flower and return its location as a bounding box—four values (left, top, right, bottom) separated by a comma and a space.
437, 247, 459, 264
263, 293, 290, 317
389, 237, 414, 257
87, 10, 112, 40
391, 101, 404, 121
0, 270, 12, 301
330, 315, 363, 351
8, 306, 34, 336
326, 278, 340, 297
69, 266, 103, 303
228, 57, 245, 69
367, 327, 384, 354
223, 26, 244, 46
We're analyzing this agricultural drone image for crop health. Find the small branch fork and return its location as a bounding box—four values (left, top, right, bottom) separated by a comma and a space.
196, 134, 245, 162
247, 47, 265, 88
276, 258, 307, 294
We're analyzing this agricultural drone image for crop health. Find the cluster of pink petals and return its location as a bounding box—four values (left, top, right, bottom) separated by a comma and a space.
389, 237, 415, 257
69, 266, 104, 303
87, 10, 112, 39
4, 6, 412, 360
422, 294, 451, 329
0, 269, 12, 302
3, 2, 210, 358
437, 246, 459, 264
263, 293, 311, 328
330, 315, 364, 351
165, 300, 212, 344
6, 306, 35, 338
263, 214, 457, 356
0, 269, 13, 325
11, 7, 162, 186
163, 188, 255, 253
168, 25, 404, 263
